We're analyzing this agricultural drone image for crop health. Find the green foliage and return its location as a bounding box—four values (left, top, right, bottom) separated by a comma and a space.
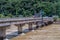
0, 14, 5, 18
0, 0, 60, 18
53, 15, 59, 21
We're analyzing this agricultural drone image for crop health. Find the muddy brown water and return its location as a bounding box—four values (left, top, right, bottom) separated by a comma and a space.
10, 24, 60, 40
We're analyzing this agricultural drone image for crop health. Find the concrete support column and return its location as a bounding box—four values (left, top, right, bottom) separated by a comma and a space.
40, 21, 45, 27
36, 22, 39, 28
44, 22, 48, 26
15, 24, 24, 34
28, 23, 32, 30
0, 27, 6, 40
18, 24, 23, 34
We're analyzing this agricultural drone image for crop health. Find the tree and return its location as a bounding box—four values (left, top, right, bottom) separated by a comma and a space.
0, 0, 60, 18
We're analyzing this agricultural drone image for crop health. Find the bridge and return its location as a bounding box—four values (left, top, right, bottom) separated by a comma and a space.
0, 17, 54, 40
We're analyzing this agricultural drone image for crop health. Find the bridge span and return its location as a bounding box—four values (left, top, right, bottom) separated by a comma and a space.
0, 17, 54, 40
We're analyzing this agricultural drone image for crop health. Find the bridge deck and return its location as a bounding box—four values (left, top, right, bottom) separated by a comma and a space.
0, 17, 53, 40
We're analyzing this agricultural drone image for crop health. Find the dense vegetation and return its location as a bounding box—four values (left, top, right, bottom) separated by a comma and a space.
0, 0, 60, 18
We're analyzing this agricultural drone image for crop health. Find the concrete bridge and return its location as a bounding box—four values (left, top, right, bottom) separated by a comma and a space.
0, 17, 54, 40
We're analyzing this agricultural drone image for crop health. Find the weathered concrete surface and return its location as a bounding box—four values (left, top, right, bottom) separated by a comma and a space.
0, 27, 6, 38
11, 24, 60, 40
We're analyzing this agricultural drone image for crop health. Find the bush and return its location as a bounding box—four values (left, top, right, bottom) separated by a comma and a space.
53, 15, 59, 22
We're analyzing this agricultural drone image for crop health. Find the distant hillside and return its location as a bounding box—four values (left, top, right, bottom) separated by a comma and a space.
0, 0, 60, 18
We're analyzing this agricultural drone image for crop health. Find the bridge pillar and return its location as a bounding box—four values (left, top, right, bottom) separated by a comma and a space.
18, 24, 23, 34
15, 24, 23, 34
28, 23, 32, 30
0, 27, 6, 40
36, 22, 40, 28
44, 22, 48, 26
